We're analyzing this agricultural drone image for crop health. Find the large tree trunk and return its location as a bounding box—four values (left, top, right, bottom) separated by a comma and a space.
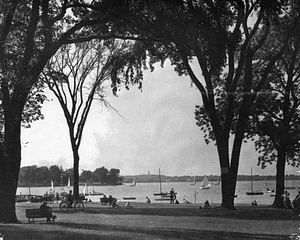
272, 146, 286, 208
0, 104, 24, 223
215, 134, 236, 209
72, 144, 80, 199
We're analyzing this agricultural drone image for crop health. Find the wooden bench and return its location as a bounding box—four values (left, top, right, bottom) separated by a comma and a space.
25, 209, 55, 223
100, 197, 108, 205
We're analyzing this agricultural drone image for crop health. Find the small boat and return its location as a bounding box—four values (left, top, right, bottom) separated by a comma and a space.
153, 192, 169, 196
15, 194, 30, 203
154, 169, 173, 201
214, 176, 220, 185
285, 172, 296, 190
123, 197, 136, 200
129, 178, 137, 187
83, 182, 104, 196
190, 176, 196, 185
199, 176, 211, 190
266, 188, 274, 193
246, 168, 263, 195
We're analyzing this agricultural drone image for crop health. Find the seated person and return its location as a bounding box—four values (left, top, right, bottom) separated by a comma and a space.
174, 199, 179, 204
252, 200, 258, 206
183, 199, 191, 204
203, 200, 211, 209
146, 196, 151, 203
108, 195, 114, 205
124, 202, 133, 208
102, 194, 108, 204
40, 201, 57, 221
67, 190, 73, 207
111, 198, 118, 207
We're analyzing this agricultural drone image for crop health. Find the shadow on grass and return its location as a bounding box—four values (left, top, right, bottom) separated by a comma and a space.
71, 205, 299, 221
0, 221, 289, 240
56, 221, 288, 240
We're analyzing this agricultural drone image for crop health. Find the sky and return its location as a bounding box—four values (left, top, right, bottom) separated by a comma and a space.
21, 61, 298, 177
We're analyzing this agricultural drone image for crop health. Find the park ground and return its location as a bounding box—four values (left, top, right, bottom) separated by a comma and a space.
0, 201, 299, 239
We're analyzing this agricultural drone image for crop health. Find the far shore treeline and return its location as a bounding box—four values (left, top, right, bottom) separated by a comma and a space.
18, 165, 300, 187
123, 173, 300, 183
18, 165, 123, 187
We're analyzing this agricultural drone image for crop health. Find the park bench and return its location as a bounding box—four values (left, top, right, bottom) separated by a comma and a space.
25, 209, 55, 223
100, 197, 117, 206
100, 197, 108, 205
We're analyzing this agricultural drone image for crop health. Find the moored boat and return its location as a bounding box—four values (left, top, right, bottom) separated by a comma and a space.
246, 168, 263, 195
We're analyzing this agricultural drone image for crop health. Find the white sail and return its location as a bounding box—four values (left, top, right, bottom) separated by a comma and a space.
129, 178, 136, 187
191, 176, 196, 185
67, 177, 71, 188
50, 180, 54, 190
83, 182, 88, 195
200, 176, 211, 189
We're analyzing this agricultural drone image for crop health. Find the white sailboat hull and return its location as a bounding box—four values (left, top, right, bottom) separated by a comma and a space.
199, 176, 211, 190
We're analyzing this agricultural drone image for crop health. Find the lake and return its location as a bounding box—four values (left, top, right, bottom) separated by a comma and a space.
17, 180, 300, 205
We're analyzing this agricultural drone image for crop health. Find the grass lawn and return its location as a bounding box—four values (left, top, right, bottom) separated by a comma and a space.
0, 202, 298, 239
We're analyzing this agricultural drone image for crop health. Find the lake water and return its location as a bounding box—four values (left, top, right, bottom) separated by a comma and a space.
17, 180, 300, 205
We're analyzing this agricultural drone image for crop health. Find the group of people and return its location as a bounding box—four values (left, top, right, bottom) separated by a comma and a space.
279, 190, 300, 211
101, 194, 118, 207
198, 200, 211, 209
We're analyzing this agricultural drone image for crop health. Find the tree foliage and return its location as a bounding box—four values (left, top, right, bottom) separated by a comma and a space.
193, 0, 300, 208
0, 0, 150, 223
18, 165, 121, 186
42, 38, 147, 198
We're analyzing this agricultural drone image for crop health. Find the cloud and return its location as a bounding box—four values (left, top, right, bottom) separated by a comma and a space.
21, 61, 294, 176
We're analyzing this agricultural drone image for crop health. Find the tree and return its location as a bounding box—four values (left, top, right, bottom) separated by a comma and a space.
247, 21, 300, 207
35, 166, 50, 186
93, 167, 109, 183
108, 168, 121, 185
0, 0, 141, 223
42, 39, 144, 197
49, 165, 61, 186
131, 0, 299, 209
80, 170, 93, 184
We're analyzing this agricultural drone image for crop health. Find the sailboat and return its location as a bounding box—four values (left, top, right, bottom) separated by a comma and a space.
153, 169, 172, 200
199, 176, 211, 189
82, 182, 104, 196
82, 182, 88, 195
129, 178, 137, 187
246, 168, 263, 195
285, 172, 296, 190
67, 177, 71, 188
91, 185, 104, 196
190, 176, 196, 185
49, 180, 55, 193
214, 176, 220, 185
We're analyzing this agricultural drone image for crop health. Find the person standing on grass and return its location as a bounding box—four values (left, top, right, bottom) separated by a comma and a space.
281, 191, 291, 210
170, 188, 175, 204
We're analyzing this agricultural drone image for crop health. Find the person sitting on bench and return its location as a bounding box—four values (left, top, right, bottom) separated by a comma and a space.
40, 201, 57, 221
